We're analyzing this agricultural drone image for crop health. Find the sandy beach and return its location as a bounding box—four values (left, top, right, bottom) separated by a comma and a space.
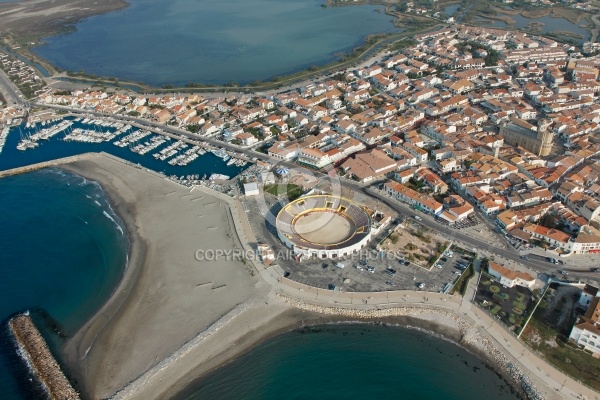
52, 154, 508, 400
59, 154, 261, 399
46, 153, 579, 400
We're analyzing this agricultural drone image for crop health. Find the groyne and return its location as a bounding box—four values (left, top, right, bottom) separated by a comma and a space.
0, 153, 98, 178
8, 313, 80, 400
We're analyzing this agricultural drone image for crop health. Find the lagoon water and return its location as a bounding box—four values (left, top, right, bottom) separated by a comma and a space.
0, 168, 128, 399
177, 324, 520, 400
34, 0, 398, 87
475, 14, 589, 41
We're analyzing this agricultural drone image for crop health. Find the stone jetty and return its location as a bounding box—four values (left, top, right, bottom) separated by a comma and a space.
9, 313, 80, 400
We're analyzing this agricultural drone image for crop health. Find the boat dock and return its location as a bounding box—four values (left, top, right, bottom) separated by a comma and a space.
8, 313, 80, 400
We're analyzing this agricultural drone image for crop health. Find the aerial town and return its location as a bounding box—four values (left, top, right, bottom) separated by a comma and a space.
1, 19, 600, 400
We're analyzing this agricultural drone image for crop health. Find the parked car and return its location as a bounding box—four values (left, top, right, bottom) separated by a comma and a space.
417, 283, 425, 289
591, 268, 600, 272
402, 260, 410, 266
558, 270, 568, 275
327, 284, 336, 290
367, 266, 375, 273
520, 256, 529, 260
385, 268, 397, 276
355, 265, 364, 271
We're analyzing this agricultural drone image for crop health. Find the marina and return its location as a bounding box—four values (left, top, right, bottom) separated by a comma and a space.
0, 116, 249, 185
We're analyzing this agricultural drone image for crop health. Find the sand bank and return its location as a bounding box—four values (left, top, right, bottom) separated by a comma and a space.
59, 154, 260, 399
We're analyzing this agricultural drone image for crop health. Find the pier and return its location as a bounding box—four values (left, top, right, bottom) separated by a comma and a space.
8, 313, 80, 400
0, 153, 97, 179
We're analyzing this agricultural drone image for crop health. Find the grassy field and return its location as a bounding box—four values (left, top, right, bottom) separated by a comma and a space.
264, 183, 304, 201
522, 316, 600, 391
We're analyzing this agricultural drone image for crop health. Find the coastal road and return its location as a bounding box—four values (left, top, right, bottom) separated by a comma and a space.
29, 103, 600, 283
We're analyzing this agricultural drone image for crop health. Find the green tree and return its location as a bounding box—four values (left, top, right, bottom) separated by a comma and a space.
538, 214, 557, 229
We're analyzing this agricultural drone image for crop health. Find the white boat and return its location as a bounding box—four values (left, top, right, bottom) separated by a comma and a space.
0, 126, 10, 154
209, 174, 230, 181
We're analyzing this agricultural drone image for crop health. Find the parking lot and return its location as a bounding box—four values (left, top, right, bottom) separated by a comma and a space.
436, 213, 482, 230
242, 194, 476, 292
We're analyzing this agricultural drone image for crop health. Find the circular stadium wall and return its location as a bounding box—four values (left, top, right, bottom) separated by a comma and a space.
275, 195, 372, 259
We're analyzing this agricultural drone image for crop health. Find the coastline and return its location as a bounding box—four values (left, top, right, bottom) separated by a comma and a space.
10, 153, 566, 400
0, 0, 129, 39
44, 154, 531, 400
55, 153, 261, 399
58, 155, 147, 397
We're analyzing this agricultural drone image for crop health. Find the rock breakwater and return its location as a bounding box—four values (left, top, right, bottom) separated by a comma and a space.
9, 313, 80, 400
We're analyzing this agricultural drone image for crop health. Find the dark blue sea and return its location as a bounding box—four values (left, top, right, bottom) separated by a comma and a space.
0, 168, 128, 399
177, 324, 521, 400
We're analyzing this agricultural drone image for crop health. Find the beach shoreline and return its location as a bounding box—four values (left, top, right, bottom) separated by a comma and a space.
58, 156, 148, 397
20, 153, 550, 400
54, 153, 261, 399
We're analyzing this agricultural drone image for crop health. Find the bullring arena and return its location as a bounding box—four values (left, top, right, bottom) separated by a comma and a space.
276, 195, 373, 259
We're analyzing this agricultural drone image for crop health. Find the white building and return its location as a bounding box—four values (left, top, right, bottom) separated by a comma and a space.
487, 261, 536, 288
579, 284, 599, 308
243, 182, 260, 196
569, 297, 600, 357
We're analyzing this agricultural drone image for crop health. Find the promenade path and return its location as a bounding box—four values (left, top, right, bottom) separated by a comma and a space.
185, 175, 598, 400
12, 153, 594, 400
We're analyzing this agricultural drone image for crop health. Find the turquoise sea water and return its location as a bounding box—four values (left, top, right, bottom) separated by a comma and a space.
0, 168, 128, 399
178, 324, 520, 400
33, 0, 398, 86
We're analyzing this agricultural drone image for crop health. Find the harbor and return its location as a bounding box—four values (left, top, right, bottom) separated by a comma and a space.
0, 116, 251, 187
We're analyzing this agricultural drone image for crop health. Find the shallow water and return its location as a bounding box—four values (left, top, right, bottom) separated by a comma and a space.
33, 0, 398, 86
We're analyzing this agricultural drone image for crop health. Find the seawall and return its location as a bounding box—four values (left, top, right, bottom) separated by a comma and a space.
8, 313, 80, 400
0, 153, 98, 178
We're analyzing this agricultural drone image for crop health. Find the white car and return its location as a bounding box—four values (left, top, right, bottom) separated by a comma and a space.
418, 283, 425, 289
435, 263, 443, 269
355, 265, 364, 271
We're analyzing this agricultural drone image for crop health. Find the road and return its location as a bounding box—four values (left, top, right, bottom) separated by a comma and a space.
27, 103, 600, 284
0, 67, 25, 107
